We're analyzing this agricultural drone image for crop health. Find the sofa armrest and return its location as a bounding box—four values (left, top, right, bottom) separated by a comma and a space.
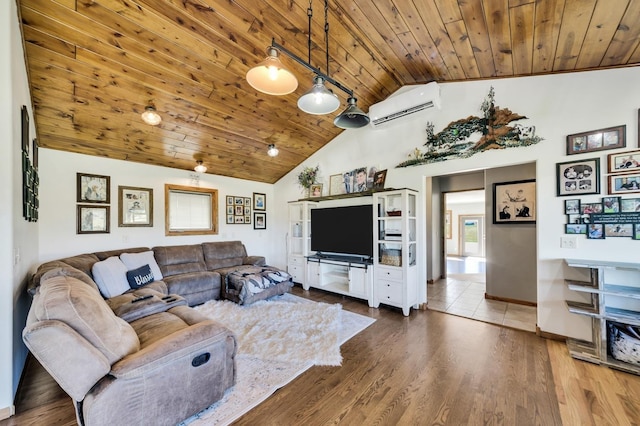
244, 255, 266, 266
23, 320, 110, 401
110, 318, 236, 379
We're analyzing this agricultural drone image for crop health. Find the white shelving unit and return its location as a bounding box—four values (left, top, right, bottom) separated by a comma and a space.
373, 189, 419, 316
287, 200, 317, 284
564, 259, 640, 375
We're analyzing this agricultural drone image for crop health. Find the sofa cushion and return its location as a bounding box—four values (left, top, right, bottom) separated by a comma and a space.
153, 245, 206, 277
33, 275, 140, 364
93, 247, 149, 261
92, 257, 131, 298
126, 264, 154, 289
201, 241, 247, 270
59, 253, 100, 277
163, 271, 221, 306
31, 262, 100, 296
120, 251, 163, 280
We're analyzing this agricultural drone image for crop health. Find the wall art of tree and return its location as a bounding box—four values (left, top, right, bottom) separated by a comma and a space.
397, 87, 543, 168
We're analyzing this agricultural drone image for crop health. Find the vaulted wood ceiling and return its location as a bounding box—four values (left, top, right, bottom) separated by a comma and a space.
19, 0, 640, 183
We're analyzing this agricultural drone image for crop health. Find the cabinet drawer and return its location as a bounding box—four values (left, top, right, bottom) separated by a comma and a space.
288, 265, 303, 282
289, 256, 304, 266
377, 281, 402, 304
376, 267, 403, 281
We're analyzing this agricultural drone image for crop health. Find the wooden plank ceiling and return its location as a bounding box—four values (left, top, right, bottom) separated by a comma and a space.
18, 0, 640, 183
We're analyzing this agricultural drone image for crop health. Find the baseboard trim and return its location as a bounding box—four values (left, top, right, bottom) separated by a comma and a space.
485, 293, 537, 307
0, 405, 15, 420
536, 327, 567, 341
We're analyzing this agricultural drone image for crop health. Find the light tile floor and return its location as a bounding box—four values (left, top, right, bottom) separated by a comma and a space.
428, 258, 537, 332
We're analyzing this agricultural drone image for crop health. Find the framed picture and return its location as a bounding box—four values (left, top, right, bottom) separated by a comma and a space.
77, 173, 110, 203
607, 149, 640, 173
373, 169, 387, 190
602, 196, 620, 213
567, 214, 582, 224
605, 224, 633, 237
492, 179, 536, 224
329, 174, 345, 195
608, 173, 640, 194
565, 224, 586, 234
118, 186, 153, 227
581, 202, 602, 214
253, 192, 266, 211
77, 205, 110, 234
556, 158, 600, 196
621, 198, 640, 212
227, 195, 251, 223
310, 183, 323, 197
254, 212, 266, 230
566, 125, 626, 155
634, 224, 640, 240
445, 210, 452, 239
587, 223, 604, 239
564, 199, 580, 214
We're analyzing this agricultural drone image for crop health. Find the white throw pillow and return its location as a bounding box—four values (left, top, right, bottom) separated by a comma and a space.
120, 251, 164, 280
91, 256, 130, 298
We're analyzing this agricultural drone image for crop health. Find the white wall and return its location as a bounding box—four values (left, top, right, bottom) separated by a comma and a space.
2, 0, 40, 418
38, 149, 277, 266
273, 67, 640, 340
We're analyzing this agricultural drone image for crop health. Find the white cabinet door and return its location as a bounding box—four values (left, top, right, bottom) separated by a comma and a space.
305, 261, 320, 290
349, 267, 367, 298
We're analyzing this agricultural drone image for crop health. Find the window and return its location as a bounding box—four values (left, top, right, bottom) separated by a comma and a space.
165, 184, 218, 236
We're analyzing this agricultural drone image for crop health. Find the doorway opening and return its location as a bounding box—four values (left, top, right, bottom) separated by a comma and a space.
444, 190, 486, 279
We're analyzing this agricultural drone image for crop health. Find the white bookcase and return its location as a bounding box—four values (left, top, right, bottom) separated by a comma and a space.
373, 189, 418, 316
564, 259, 640, 375
287, 200, 317, 284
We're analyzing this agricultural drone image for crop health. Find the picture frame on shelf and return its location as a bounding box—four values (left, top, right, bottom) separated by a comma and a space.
564, 199, 580, 214
310, 183, 323, 197
254, 212, 266, 230
118, 186, 153, 227
556, 158, 600, 196
77, 173, 110, 203
253, 192, 266, 211
608, 173, 640, 195
329, 174, 345, 195
77, 205, 110, 234
566, 125, 626, 155
492, 179, 536, 224
607, 149, 640, 173
373, 169, 387, 190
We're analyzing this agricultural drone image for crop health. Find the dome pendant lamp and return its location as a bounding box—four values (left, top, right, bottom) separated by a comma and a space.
297, 76, 340, 115
246, 47, 298, 95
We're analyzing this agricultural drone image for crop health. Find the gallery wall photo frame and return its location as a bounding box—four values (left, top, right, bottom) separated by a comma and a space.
556, 158, 600, 196
226, 195, 251, 224
77, 173, 110, 203
254, 212, 266, 230
566, 125, 626, 155
77, 205, 110, 234
608, 173, 640, 194
492, 179, 536, 224
253, 192, 266, 211
118, 186, 153, 227
607, 149, 640, 173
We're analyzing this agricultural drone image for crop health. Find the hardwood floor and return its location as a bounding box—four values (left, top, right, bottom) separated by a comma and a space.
4, 286, 640, 425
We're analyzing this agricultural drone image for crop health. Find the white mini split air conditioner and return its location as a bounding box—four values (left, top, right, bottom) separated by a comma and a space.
369, 82, 440, 128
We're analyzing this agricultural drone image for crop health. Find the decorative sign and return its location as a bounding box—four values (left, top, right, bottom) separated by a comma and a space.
590, 212, 640, 224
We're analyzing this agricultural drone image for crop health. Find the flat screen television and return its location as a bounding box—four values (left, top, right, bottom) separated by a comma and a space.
310, 204, 373, 258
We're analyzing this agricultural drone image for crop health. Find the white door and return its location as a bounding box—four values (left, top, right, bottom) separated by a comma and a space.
460, 215, 485, 257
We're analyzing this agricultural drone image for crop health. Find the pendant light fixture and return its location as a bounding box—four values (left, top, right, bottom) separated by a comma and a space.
297, 76, 340, 114
334, 97, 369, 129
246, 47, 298, 95
267, 144, 279, 157
245, 0, 369, 129
141, 105, 162, 126
194, 160, 207, 173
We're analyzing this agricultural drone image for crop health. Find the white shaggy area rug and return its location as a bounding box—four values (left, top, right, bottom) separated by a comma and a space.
180, 293, 375, 425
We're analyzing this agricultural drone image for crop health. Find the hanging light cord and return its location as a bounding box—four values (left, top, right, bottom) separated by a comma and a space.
324, 0, 329, 76
307, 1, 313, 65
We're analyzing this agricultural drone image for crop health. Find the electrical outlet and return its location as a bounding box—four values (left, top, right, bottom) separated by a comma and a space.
560, 236, 577, 249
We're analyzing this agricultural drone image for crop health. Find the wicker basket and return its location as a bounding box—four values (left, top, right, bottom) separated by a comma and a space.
608, 321, 640, 366
380, 249, 402, 266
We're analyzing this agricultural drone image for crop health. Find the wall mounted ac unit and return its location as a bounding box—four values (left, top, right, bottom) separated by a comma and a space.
369, 82, 440, 128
